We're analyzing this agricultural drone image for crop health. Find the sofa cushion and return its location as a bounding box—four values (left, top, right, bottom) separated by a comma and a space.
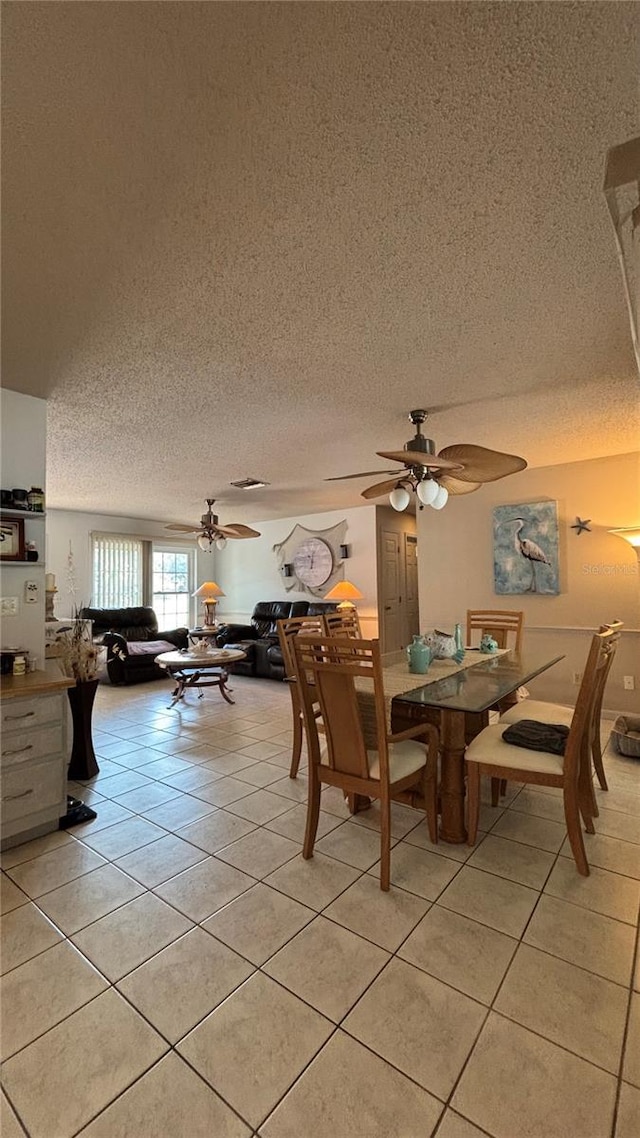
127, 639, 178, 657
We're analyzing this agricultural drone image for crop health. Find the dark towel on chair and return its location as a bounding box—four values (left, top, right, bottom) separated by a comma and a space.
502, 719, 569, 756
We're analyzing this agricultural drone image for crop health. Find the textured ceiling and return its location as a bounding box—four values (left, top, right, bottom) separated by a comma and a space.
2, 1, 639, 527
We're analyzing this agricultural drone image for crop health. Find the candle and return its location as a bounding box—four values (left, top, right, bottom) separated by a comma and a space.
45, 573, 56, 591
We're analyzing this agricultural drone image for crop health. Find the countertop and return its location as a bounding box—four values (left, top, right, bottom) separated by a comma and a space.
0, 669, 76, 699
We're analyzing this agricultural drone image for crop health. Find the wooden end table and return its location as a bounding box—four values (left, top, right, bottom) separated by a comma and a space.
156, 648, 246, 708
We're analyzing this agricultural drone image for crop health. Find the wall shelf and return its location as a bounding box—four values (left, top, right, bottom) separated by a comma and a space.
0, 560, 43, 567
0, 509, 46, 520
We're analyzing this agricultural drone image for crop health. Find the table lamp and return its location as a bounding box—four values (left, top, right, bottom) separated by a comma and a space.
193, 581, 225, 627
323, 580, 364, 610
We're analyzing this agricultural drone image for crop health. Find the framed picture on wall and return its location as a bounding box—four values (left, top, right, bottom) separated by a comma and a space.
493, 501, 560, 595
0, 516, 25, 561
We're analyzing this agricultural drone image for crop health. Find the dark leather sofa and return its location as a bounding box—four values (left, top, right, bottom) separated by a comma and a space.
80, 606, 189, 685
216, 600, 336, 679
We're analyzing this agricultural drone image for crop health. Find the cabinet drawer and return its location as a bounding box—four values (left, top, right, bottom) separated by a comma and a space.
1, 725, 64, 768
2, 758, 65, 823
2, 694, 63, 731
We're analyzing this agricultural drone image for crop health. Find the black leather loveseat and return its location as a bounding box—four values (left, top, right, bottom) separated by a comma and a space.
216, 600, 336, 679
80, 607, 189, 685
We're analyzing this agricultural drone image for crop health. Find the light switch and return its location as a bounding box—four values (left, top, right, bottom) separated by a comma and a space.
25, 580, 39, 604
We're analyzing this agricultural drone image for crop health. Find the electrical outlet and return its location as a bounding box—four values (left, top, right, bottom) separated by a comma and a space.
24, 580, 39, 604
0, 596, 18, 616
623, 675, 635, 691
572, 671, 582, 685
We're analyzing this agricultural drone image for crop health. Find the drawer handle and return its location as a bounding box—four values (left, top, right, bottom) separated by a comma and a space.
3, 712, 36, 722
2, 744, 34, 757
3, 789, 34, 801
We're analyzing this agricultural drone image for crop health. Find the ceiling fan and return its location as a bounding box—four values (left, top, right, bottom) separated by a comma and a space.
165, 499, 261, 551
326, 409, 527, 511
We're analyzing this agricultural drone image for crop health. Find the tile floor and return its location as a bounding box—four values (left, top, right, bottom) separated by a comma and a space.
1, 676, 639, 1137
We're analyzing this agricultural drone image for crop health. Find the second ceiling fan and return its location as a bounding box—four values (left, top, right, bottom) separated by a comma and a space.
326, 409, 527, 510
165, 498, 261, 551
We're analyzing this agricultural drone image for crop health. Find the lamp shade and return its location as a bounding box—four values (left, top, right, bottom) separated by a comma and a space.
389, 486, 411, 512
192, 581, 225, 598
609, 526, 640, 560
324, 580, 364, 609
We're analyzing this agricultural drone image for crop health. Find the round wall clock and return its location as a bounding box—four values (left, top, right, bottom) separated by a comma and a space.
292, 537, 334, 588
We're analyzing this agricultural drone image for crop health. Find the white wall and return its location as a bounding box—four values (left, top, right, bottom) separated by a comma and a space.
417, 451, 640, 713
0, 389, 47, 665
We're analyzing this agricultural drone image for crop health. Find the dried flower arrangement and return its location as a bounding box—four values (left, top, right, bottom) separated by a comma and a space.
57, 608, 103, 684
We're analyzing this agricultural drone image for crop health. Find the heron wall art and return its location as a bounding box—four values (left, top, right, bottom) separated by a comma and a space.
493, 501, 560, 595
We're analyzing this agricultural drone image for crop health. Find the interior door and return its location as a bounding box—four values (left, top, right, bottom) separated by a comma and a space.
380, 529, 402, 653
404, 533, 419, 646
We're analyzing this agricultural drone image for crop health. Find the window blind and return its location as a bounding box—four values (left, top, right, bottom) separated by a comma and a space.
92, 534, 145, 609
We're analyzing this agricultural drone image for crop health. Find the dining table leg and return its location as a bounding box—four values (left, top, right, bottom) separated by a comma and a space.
439, 709, 468, 843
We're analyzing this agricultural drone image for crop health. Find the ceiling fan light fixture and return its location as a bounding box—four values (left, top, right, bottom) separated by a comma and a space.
389, 486, 411, 511
416, 477, 438, 506
197, 533, 215, 552
431, 484, 449, 510
215, 537, 227, 550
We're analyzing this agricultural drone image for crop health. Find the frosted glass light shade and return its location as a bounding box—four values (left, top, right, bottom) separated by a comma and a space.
417, 478, 438, 506
431, 484, 449, 510
215, 537, 227, 550
197, 534, 214, 552
389, 486, 411, 511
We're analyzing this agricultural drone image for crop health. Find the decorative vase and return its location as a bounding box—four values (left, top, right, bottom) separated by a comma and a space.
406, 635, 432, 674
426, 629, 457, 659
67, 678, 100, 780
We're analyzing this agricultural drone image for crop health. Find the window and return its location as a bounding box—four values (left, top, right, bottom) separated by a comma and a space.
152, 548, 193, 628
92, 533, 194, 623
92, 534, 145, 608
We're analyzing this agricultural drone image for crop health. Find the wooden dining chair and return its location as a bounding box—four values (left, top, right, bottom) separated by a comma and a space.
466, 609, 524, 652
324, 609, 362, 638
499, 620, 622, 792
276, 615, 326, 779
293, 635, 439, 891
465, 627, 620, 875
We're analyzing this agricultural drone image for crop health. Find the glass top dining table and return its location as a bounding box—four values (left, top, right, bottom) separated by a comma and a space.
391, 649, 564, 843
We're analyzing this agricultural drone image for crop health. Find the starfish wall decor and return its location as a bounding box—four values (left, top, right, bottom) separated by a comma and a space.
570, 516, 591, 535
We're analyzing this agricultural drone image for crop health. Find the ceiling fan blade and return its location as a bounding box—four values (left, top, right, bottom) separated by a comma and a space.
377, 449, 464, 472
324, 469, 401, 482
165, 523, 199, 532
361, 477, 407, 500
437, 475, 482, 496
218, 523, 261, 538
438, 445, 527, 483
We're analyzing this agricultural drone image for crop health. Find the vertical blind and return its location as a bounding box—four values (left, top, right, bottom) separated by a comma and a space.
92, 534, 144, 608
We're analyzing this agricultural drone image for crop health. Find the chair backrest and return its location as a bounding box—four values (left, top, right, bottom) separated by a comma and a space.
564, 627, 620, 781
324, 609, 362, 638
592, 620, 623, 729
466, 609, 524, 651
293, 635, 390, 784
276, 615, 326, 682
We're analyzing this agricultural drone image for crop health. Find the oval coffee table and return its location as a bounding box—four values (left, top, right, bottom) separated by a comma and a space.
156, 648, 247, 708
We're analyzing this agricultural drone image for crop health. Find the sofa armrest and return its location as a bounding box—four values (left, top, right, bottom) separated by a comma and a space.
159, 627, 189, 650
102, 631, 130, 660
216, 623, 258, 647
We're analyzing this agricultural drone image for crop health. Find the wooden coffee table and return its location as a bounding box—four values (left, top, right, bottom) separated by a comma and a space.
156, 648, 246, 708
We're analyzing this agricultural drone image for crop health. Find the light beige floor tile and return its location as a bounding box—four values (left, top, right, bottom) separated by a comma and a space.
72, 892, 193, 981
260, 1029, 442, 1138
72, 800, 135, 833
265, 803, 342, 843
77, 1052, 250, 1137
225, 788, 294, 824
234, 761, 287, 788
316, 819, 392, 871
623, 992, 640, 1088
402, 824, 482, 862
238, 740, 285, 760
156, 764, 222, 792
561, 831, 640, 879
1, 1091, 27, 1138
452, 1012, 617, 1138
266, 851, 361, 910
467, 834, 555, 889
78, 816, 167, 859
4, 844, 106, 899
509, 786, 567, 824
216, 828, 300, 877
0, 901, 63, 973
95, 738, 144, 759
597, 787, 640, 818
324, 874, 430, 951
155, 856, 255, 921
207, 750, 259, 774
177, 809, 256, 853
524, 894, 635, 986
0, 830, 72, 870
1, 940, 108, 1059
203, 882, 315, 964
399, 904, 517, 1004
434, 1110, 490, 1138
177, 743, 229, 764
117, 926, 253, 1043
136, 755, 196, 779
344, 957, 486, 1099
370, 842, 461, 900
190, 775, 257, 807
544, 857, 640, 925
141, 794, 217, 830
582, 804, 640, 845
36, 863, 145, 934
91, 770, 154, 798
67, 781, 105, 803
0, 873, 30, 913
114, 833, 207, 887
264, 914, 389, 1022
112, 781, 183, 812
1, 988, 167, 1138
318, 785, 353, 819
438, 866, 539, 937
350, 799, 424, 840
266, 774, 310, 803
490, 809, 567, 852
495, 943, 627, 1073
616, 1082, 640, 1138
178, 971, 332, 1129
96, 746, 166, 770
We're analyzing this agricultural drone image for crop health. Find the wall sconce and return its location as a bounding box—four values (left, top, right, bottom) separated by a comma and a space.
282, 563, 293, 577
339, 543, 350, 559
608, 526, 640, 565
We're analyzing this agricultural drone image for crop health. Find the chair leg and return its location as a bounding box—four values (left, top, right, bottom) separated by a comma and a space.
303, 766, 321, 860
592, 735, 608, 792
499, 779, 508, 797
491, 778, 500, 807
380, 795, 391, 891
289, 710, 303, 779
563, 785, 589, 876
467, 763, 481, 846
578, 743, 597, 834
423, 761, 438, 845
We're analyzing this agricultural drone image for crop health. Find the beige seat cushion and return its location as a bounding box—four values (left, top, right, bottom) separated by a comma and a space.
500, 699, 573, 727
465, 723, 564, 776
368, 738, 426, 782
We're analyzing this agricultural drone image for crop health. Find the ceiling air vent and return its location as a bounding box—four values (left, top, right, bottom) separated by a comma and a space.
229, 478, 270, 490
